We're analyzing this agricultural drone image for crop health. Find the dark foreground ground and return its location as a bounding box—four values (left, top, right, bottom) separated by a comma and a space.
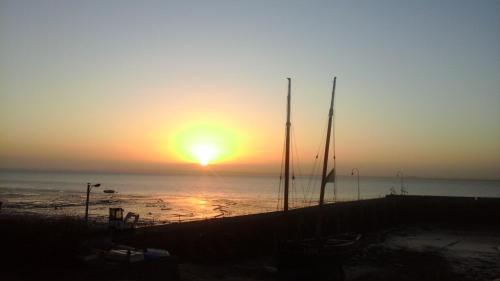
1, 214, 498, 281
179, 224, 500, 281
1, 195, 499, 281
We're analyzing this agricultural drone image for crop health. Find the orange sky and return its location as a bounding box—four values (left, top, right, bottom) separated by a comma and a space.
0, 1, 499, 179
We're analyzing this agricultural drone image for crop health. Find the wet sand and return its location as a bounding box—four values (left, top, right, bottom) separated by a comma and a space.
344, 225, 500, 281
0, 186, 280, 225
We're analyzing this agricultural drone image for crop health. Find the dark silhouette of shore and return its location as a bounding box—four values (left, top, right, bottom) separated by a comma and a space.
1, 195, 499, 280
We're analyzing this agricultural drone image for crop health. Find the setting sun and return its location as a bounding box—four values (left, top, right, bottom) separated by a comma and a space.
167, 121, 243, 166
192, 143, 218, 166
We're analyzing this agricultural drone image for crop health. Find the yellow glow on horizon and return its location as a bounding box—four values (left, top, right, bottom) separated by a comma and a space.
192, 143, 218, 166
166, 120, 243, 165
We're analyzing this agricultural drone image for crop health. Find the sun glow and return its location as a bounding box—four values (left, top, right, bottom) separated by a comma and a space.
192, 143, 218, 166
167, 121, 242, 165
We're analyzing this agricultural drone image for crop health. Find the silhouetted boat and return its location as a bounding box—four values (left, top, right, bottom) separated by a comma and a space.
278, 77, 337, 215
277, 77, 359, 281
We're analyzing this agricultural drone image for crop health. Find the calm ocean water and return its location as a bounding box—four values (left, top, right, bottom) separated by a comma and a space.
1, 171, 499, 225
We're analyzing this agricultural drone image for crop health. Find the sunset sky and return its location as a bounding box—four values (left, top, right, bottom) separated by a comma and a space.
0, 0, 499, 179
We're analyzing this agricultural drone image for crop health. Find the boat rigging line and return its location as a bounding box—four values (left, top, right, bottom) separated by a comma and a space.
305, 118, 329, 206
277, 126, 287, 210
291, 124, 303, 208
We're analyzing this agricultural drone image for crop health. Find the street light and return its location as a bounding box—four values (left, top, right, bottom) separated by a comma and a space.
396, 171, 405, 195
85, 182, 101, 224
351, 168, 360, 200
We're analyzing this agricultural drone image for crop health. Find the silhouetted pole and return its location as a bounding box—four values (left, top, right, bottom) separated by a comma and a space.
284, 78, 291, 213
351, 168, 360, 200
396, 171, 404, 194
85, 182, 101, 224
316, 77, 337, 241
319, 77, 336, 206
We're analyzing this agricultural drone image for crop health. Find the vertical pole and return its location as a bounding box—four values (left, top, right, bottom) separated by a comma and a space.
401, 175, 404, 194
398, 171, 403, 193
284, 78, 291, 213
397, 171, 404, 194
352, 168, 360, 200
85, 183, 90, 223
357, 171, 360, 200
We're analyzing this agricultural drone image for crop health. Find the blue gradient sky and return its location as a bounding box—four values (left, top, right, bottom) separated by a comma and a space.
0, 0, 499, 179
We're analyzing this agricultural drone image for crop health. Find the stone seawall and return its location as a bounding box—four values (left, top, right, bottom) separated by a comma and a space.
117, 195, 500, 259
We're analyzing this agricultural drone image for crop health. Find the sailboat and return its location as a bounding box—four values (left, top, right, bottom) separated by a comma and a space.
277, 77, 360, 281
280, 77, 337, 214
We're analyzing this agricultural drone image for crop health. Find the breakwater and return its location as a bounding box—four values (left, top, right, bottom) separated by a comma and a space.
116, 195, 500, 259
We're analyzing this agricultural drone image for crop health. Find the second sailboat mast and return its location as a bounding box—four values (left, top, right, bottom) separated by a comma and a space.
319, 77, 336, 205
284, 78, 291, 212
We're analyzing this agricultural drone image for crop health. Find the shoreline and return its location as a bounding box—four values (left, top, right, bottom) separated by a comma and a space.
3, 193, 500, 228
3, 168, 500, 182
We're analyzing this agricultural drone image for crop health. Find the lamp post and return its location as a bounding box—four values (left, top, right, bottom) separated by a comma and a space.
396, 171, 404, 195
85, 182, 101, 224
351, 168, 360, 200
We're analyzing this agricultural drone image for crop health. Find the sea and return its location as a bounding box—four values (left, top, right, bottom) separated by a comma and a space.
1, 170, 499, 226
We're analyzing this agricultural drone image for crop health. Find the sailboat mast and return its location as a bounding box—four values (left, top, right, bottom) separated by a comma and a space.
284, 78, 291, 213
319, 77, 336, 205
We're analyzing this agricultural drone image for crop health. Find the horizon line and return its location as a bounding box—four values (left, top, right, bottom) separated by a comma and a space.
0, 167, 498, 182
